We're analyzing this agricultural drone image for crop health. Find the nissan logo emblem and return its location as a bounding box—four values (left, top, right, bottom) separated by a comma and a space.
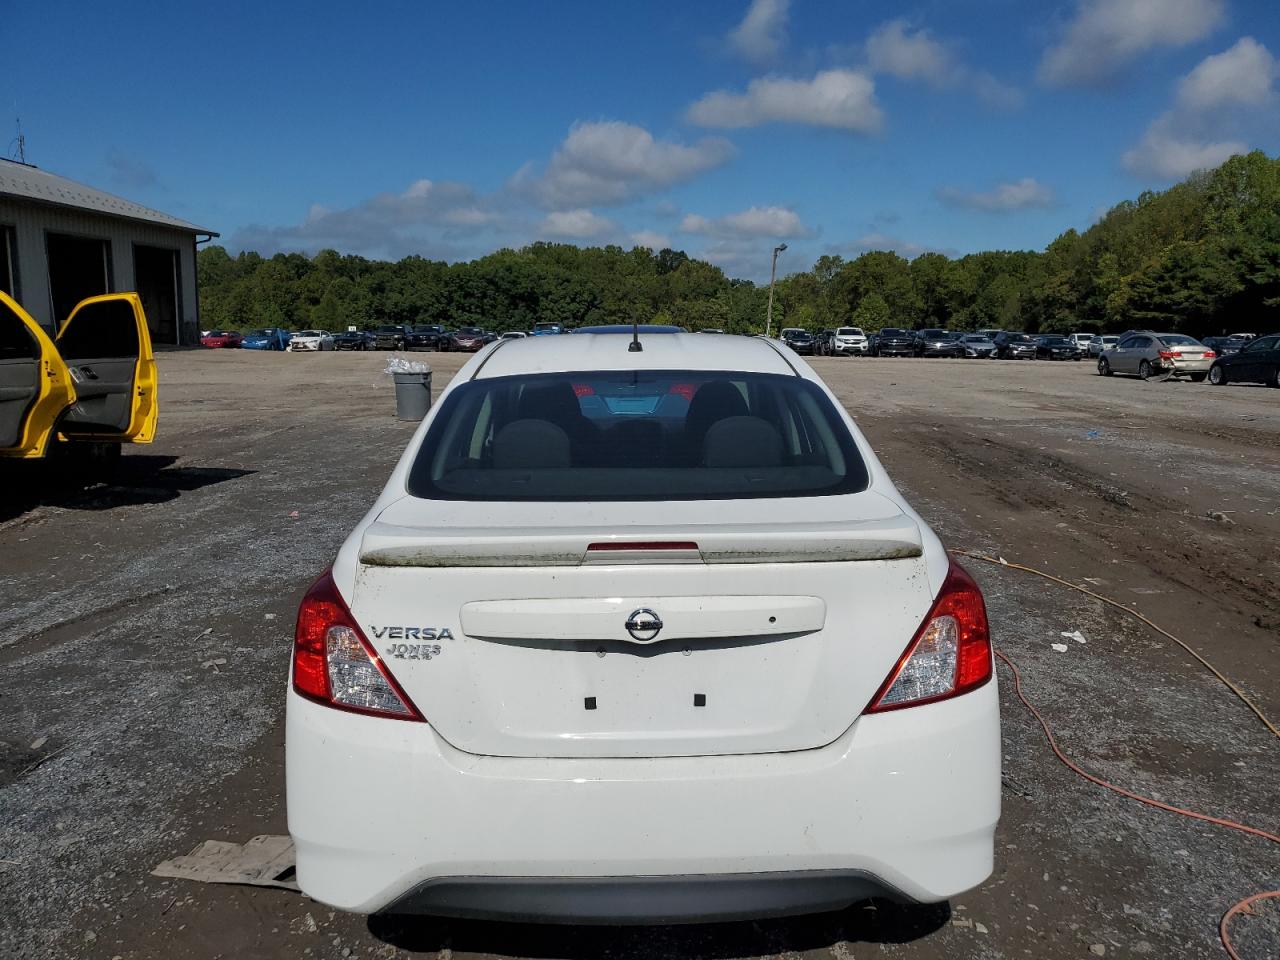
624, 608, 663, 643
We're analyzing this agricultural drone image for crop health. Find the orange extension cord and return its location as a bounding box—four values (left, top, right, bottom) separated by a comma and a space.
951, 550, 1279, 959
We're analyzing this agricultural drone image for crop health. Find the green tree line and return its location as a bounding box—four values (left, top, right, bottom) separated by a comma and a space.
199, 151, 1280, 338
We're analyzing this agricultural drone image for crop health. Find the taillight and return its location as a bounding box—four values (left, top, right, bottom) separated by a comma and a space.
864, 560, 992, 713
668, 383, 697, 401
292, 570, 424, 721
1158, 350, 1176, 360
1203, 350, 1216, 359
571, 383, 595, 398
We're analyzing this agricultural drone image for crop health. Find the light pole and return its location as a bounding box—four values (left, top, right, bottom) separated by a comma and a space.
765, 242, 787, 338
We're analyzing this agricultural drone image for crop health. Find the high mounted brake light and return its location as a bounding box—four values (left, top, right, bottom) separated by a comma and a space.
293, 570, 424, 721
864, 560, 992, 713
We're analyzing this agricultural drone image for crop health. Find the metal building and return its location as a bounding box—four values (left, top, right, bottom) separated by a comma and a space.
0, 158, 217, 345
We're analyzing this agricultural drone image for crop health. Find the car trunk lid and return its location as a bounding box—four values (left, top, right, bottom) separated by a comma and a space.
346, 494, 935, 759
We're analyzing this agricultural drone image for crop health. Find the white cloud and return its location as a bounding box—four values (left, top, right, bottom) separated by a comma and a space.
1121, 38, 1271, 181
1121, 115, 1246, 179
864, 20, 1022, 108
1177, 37, 1277, 109
1038, 0, 1225, 87
866, 20, 953, 86
687, 69, 882, 132
232, 178, 499, 257
520, 121, 736, 208
630, 230, 672, 251
680, 205, 807, 239
539, 209, 616, 239
937, 178, 1055, 212
728, 0, 789, 65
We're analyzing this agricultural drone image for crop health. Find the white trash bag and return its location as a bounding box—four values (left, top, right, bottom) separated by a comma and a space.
383, 355, 431, 375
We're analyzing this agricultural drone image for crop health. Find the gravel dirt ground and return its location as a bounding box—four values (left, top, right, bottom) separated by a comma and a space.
1, 349, 1276, 960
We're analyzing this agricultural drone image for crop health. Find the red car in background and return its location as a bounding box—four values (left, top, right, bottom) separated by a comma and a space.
445, 327, 490, 352
201, 330, 243, 348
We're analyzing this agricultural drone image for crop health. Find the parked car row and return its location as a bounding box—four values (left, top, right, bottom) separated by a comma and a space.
785, 328, 1089, 360
200, 324, 522, 353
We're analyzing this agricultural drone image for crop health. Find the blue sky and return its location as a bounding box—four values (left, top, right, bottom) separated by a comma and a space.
7, 0, 1280, 279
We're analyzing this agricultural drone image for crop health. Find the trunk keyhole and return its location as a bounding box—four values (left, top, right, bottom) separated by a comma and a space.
769, 616, 777, 623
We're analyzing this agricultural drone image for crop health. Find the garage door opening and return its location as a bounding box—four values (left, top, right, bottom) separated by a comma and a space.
134, 244, 181, 345
47, 232, 111, 327
1, 225, 16, 297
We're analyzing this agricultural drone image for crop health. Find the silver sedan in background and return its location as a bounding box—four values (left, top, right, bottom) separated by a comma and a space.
959, 334, 998, 358
1098, 331, 1215, 381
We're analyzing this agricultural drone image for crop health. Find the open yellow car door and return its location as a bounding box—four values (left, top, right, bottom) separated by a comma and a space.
55, 293, 158, 444
0, 291, 75, 459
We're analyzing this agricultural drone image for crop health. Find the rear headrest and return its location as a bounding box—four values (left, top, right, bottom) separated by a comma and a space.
685, 380, 748, 441
518, 382, 582, 424
702, 416, 783, 468
493, 419, 570, 469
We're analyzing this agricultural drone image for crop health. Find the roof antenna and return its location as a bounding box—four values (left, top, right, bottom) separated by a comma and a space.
9, 113, 27, 164
628, 316, 643, 352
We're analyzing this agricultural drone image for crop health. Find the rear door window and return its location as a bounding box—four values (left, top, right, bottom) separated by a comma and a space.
408, 370, 869, 501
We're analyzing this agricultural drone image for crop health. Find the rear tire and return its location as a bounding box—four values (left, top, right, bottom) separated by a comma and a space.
1138, 359, 1153, 380
1209, 363, 1227, 385
1268, 366, 1280, 388
1098, 358, 1112, 377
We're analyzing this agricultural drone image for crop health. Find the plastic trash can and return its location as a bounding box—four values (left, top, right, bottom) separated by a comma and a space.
393, 370, 432, 421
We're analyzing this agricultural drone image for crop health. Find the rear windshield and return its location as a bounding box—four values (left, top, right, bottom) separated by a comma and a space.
1158, 334, 1201, 346
407, 370, 870, 501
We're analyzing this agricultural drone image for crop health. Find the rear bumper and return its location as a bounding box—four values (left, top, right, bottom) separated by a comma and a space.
384, 871, 904, 924
287, 681, 1000, 918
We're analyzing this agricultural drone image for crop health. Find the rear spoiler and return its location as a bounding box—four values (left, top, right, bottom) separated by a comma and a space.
358, 516, 923, 568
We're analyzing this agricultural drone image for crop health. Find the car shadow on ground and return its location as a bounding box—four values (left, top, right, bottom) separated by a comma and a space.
367, 899, 951, 958
0, 455, 255, 522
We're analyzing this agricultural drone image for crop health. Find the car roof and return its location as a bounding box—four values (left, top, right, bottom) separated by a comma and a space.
473, 331, 798, 379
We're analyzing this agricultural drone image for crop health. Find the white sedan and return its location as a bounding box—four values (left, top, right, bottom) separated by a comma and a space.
286, 329, 1000, 923
288, 329, 335, 351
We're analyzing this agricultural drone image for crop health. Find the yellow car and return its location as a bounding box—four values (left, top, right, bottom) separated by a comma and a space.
0, 290, 157, 462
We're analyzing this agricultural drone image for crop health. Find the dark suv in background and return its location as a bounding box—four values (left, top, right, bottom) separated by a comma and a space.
872, 328, 915, 356
993, 332, 1038, 359
781, 329, 817, 355
913, 329, 964, 358
406, 325, 447, 351
373, 325, 408, 350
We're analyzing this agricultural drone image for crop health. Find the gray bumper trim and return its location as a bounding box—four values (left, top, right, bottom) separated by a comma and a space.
378, 870, 910, 925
